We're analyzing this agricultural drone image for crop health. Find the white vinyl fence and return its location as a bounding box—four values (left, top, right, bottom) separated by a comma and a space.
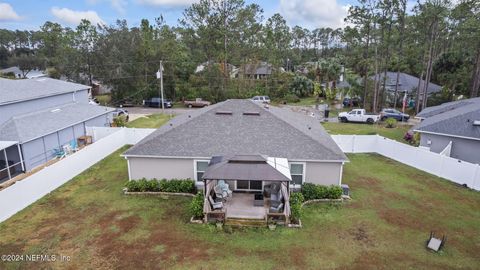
0, 127, 155, 223
332, 135, 480, 191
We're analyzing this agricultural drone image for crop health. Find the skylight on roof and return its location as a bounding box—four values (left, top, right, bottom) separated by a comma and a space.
243, 111, 260, 116
215, 111, 233, 115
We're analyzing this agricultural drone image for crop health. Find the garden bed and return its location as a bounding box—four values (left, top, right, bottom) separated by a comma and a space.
123, 188, 195, 197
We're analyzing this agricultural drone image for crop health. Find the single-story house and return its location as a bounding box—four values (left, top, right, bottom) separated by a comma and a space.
0, 66, 47, 79
0, 77, 114, 183
414, 97, 480, 164
123, 99, 347, 223
369, 72, 442, 94
238, 62, 273, 79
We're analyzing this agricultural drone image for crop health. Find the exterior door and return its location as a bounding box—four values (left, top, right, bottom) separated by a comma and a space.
235, 180, 263, 191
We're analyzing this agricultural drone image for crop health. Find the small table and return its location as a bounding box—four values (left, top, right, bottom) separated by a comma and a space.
254, 194, 264, 207
77, 136, 93, 147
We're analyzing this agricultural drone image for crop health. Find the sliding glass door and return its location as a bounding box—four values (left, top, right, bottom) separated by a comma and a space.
236, 180, 262, 191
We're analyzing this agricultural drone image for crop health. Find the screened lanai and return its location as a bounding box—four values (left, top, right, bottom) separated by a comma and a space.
0, 141, 24, 183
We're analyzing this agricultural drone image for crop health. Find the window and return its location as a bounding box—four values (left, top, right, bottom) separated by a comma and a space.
236, 180, 262, 190
195, 160, 209, 182
290, 163, 304, 186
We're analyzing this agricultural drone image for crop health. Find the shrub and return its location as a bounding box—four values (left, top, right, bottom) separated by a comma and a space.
301, 183, 342, 200
385, 117, 397, 128
125, 180, 140, 192
112, 115, 127, 127
125, 178, 195, 193
137, 178, 149, 192
325, 185, 343, 199
284, 93, 300, 103
189, 192, 204, 219
289, 192, 304, 223
300, 183, 317, 201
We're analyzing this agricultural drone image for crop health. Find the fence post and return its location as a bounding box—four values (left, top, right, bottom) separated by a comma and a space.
473, 164, 480, 191
352, 135, 355, 153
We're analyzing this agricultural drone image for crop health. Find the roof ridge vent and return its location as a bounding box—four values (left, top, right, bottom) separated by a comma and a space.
215, 111, 233, 115
243, 111, 260, 116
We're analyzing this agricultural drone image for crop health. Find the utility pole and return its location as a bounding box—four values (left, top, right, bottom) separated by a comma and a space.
223, 0, 227, 93
157, 60, 165, 113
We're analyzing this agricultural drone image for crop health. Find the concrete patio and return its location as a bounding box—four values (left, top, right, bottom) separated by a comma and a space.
225, 193, 267, 219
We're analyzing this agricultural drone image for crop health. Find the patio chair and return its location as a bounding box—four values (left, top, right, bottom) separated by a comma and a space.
208, 195, 223, 210
70, 140, 79, 152
63, 144, 72, 155
214, 185, 228, 201
218, 180, 233, 197
53, 148, 66, 159
270, 186, 283, 208
269, 203, 284, 213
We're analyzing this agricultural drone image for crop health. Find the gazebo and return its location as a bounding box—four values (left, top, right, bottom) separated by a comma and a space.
202, 155, 291, 224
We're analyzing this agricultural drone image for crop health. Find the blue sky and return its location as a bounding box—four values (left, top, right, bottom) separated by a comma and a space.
0, 0, 359, 30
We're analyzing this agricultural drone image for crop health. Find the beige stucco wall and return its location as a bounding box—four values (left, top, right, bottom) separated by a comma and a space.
128, 157, 195, 180
127, 157, 344, 186
305, 162, 343, 186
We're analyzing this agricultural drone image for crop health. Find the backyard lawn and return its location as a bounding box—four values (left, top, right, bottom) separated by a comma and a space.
0, 148, 478, 269
125, 114, 172, 128
322, 122, 412, 143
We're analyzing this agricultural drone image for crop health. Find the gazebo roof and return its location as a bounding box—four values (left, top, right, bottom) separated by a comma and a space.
202, 155, 291, 182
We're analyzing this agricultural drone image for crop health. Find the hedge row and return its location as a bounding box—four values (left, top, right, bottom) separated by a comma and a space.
301, 183, 343, 201
125, 178, 196, 193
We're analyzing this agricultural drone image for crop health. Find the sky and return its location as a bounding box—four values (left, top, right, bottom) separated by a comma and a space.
0, 0, 361, 31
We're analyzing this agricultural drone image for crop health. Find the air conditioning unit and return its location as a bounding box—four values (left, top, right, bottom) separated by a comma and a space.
341, 184, 350, 196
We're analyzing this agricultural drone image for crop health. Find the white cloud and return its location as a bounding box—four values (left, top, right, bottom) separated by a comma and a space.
51, 7, 105, 25
137, 0, 198, 7
87, 0, 127, 14
0, 2, 21, 21
279, 0, 349, 29
111, 0, 127, 14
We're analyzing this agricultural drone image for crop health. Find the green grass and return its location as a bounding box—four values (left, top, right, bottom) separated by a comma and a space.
322, 122, 412, 142
0, 149, 479, 269
95, 94, 112, 105
125, 113, 172, 128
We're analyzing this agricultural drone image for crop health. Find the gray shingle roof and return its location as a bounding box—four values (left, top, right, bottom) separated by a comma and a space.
0, 77, 90, 105
369, 72, 442, 94
416, 97, 480, 119
414, 100, 480, 140
0, 103, 114, 143
203, 155, 291, 181
124, 99, 347, 161
243, 62, 272, 75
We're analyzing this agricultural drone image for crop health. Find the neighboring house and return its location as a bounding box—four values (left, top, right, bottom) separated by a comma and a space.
123, 99, 347, 223
414, 97, 480, 164
239, 62, 273, 79
367, 72, 442, 104
0, 66, 46, 79
369, 72, 442, 94
0, 77, 114, 183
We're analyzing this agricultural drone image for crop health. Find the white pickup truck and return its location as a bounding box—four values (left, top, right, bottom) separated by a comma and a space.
338, 109, 380, 124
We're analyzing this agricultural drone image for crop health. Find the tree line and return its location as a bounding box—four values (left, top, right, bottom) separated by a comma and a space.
0, 0, 478, 112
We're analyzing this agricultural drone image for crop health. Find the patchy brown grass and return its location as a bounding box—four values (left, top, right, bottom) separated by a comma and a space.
0, 150, 479, 269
